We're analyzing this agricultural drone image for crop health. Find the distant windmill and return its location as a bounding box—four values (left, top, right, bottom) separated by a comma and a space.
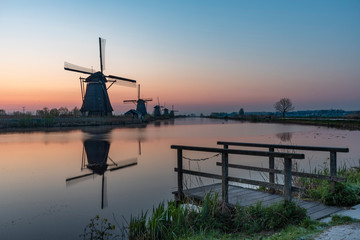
153, 97, 163, 117
64, 37, 136, 116
170, 105, 178, 118
163, 102, 169, 116
123, 84, 152, 116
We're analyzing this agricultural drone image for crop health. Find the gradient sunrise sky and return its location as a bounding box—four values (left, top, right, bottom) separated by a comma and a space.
1, 0, 359, 114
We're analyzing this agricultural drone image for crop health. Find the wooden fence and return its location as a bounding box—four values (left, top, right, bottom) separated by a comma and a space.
171, 142, 349, 204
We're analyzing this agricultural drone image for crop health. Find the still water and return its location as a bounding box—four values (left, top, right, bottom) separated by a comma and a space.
1, 118, 359, 239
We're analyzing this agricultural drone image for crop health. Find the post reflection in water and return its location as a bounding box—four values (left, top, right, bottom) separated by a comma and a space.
66, 128, 137, 209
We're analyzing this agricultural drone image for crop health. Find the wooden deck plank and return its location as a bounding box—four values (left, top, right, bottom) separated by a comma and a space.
180, 183, 342, 220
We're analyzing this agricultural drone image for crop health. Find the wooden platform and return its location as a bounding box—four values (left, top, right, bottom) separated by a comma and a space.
181, 183, 342, 220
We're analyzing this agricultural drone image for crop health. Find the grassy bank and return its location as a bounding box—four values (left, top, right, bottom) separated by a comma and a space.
295, 163, 360, 206
272, 118, 360, 131
207, 116, 360, 130
126, 193, 307, 240
0, 115, 144, 133
81, 203, 359, 240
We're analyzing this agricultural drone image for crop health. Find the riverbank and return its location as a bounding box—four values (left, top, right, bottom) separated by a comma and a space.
207, 116, 360, 131
0, 115, 145, 133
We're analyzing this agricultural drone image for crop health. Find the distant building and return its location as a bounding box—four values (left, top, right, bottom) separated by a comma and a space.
124, 109, 142, 119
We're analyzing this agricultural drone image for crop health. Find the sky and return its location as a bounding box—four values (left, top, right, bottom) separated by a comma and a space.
1, 0, 359, 115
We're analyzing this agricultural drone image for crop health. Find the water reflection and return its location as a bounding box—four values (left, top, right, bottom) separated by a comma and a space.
276, 132, 293, 142
66, 129, 137, 209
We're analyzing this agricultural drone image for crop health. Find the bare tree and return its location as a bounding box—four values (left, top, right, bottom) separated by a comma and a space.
274, 98, 294, 118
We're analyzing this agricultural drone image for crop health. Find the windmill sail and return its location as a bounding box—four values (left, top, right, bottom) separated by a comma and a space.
64, 62, 95, 75
99, 38, 106, 72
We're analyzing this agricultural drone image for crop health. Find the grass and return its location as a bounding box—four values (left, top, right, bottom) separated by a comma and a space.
127, 193, 307, 240
81, 204, 360, 240
296, 161, 360, 206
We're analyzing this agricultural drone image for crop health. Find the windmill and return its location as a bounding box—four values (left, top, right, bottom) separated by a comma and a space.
66, 136, 137, 209
64, 37, 136, 116
153, 97, 163, 117
123, 84, 152, 116
170, 105, 179, 118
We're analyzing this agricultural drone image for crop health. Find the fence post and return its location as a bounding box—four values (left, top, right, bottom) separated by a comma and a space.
177, 149, 184, 200
222, 145, 229, 204
269, 147, 275, 194
283, 157, 292, 203
330, 151, 337, 192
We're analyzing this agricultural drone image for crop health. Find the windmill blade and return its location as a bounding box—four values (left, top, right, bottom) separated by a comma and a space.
66, 172, 95, 187
109, 158, 137, 171
143, 98, 153, 102
99, 37, 106, 72
107, 75, 136, 83
107, 76, 136, 88
64, 62, 95, 75
123, 100, 137, 103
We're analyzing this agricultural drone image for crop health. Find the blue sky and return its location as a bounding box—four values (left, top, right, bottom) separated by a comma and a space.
1, 0, 359, 114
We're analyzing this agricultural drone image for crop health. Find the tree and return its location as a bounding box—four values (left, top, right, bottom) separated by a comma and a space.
274, 98, 294, 118
49, 108, 60, 117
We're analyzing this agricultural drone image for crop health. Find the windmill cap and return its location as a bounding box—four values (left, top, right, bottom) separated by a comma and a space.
85, 72, 106, 82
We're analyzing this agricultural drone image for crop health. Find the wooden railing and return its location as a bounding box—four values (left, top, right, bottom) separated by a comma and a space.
217, 142, 349, 192
171, 145, 305, 203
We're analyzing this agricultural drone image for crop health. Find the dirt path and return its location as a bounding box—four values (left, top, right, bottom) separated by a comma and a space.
314, 223, 360, 240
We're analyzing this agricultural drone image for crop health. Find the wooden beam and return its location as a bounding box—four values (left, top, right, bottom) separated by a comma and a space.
216, 162, 346, 182
269, 147, 275, 194
222, 145, 229, 203
283, 158, 292, 202
174, 168, 223, 180
171, 145, 305, 159
177, 149, 184, 199
217, 141, 349, 153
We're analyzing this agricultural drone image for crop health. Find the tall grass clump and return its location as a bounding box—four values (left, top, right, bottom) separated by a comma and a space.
234, 201, 307, 233
128, 193, 307, 240
297, 161, 360, 206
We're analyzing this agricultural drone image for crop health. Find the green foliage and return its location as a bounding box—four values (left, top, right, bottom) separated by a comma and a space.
298, 163, 360, 207
265, 219, 327, 240
80, 215, 117, 240
322, 182, 360, 206
234, 201, 307, 233
128, 193, 307, 240
330, 214, 359, 225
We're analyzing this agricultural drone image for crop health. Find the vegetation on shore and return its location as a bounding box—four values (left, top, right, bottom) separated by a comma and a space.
127, 193, 307, 239
81, 204, 359, 240
295, 162, 360, 206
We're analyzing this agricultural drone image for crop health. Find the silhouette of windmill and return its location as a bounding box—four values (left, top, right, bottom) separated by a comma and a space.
170, 105, 178, 118
66, 137, 137, 209
64, 37, 136, 116
153, 97, 163, 117
123, 84, 152, 116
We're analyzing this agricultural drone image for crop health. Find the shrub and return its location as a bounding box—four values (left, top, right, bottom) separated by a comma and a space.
128, 194, 307, 239
234, 201, 307, 233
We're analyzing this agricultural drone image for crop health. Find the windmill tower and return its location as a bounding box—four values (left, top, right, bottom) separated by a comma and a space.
170, 105, 178, 118
153, 97, 163, 117
163, 102, 169, 116
123, 84, 152, 116
64, 37, 136, 116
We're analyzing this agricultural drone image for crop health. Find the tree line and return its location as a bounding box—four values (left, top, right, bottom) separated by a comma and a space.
0, 107, 81, 118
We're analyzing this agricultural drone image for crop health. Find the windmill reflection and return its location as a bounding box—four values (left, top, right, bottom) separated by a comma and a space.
66, 132, 137, 209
